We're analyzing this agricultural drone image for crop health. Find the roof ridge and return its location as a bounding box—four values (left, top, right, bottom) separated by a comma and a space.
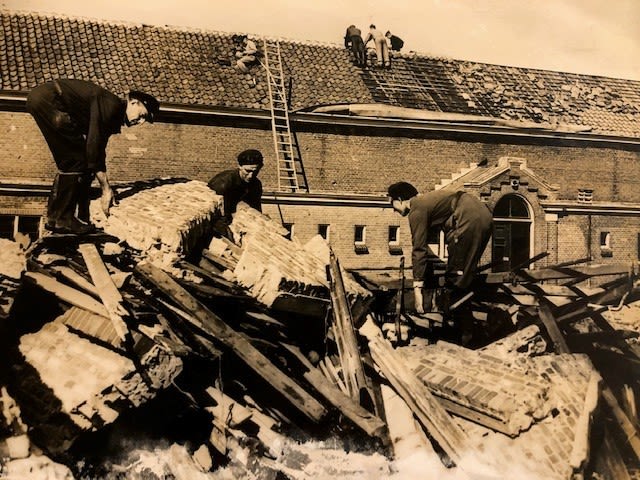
3, 9, 639, 83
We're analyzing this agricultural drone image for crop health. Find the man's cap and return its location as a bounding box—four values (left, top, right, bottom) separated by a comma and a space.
237, 149, 264, 166
387, 182, 418, 201
128, 90, 160, 123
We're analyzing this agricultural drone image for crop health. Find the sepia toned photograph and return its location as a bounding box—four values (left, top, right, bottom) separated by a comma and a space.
0, 1, 639, 478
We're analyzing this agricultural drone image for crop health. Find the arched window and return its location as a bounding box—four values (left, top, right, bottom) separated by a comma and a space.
492, 195, 532, 272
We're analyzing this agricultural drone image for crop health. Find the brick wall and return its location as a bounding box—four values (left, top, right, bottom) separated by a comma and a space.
3, 110, 640, 271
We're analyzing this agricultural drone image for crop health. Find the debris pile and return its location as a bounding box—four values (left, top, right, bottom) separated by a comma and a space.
1, 178, 639, 479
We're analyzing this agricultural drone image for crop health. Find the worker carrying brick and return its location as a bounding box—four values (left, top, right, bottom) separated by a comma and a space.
344, 25, 367, 68
26, 79, 159, 235
207, 149, 264, 239
387, 182, 493, 314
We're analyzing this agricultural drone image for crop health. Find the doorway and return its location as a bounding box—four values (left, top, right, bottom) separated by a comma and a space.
492, 195, 532, 272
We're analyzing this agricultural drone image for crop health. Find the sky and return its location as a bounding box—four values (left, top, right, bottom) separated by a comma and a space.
3, 0, 640, 80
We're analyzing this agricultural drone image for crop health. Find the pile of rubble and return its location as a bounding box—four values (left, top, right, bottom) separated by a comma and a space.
1, 178, 639, 479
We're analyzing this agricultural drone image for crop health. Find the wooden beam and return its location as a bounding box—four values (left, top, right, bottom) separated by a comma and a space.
359, 317, 492, 473
484, 263, 633, 284
328, 250, 369, 402
24, 271, 108, 317
281, 342, 388, 441
78, 243, 129, 342
135, 262, 327, 422
538, 302, 570, 354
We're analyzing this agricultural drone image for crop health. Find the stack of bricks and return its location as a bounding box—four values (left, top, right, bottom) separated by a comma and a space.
91, 180, 223, 269
401, 327, 600, 479
463, 353, 600, 480
404, 341, 552, 436
15, 310, 183, 453
230, 203, 371, 310
0, 239, 24, 319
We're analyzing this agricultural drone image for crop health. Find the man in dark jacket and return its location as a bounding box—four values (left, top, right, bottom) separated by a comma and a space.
344, 25, 367, 67
385, 31, 404, 52
27, 79, 159, 234
207, 149, 264, 239
387, 182, 492, 314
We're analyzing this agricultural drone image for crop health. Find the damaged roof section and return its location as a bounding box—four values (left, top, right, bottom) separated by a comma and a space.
1, 11, 640, 137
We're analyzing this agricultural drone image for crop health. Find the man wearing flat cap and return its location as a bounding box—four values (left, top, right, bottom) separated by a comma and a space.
27, 79, 160, 234
387, 182, 492, 314
208, 149, 264, 239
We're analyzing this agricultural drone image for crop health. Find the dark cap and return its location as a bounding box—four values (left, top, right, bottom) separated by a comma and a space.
387, 182, 418, 201
128, 90, 160, 123
237, 149, 263, 166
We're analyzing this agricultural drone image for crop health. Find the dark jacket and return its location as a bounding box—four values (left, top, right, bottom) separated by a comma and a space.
344, 26, 362, 47
389, 35, 404, 51
409, 190, 492, 289
207, 168, 263, 222
26, 79, 125, 172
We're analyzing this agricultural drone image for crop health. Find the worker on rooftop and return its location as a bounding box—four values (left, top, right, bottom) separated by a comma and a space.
387, 182, 493, 315
233, 34, 259, 73
207, 149, 264, 239
26, 79, 159, 235
364, 24, 390, 69
385, 31, 404, 53
344, 25, 367, 68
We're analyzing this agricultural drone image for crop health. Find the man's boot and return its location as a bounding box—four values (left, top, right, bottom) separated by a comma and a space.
45, 174, 62, 231
54, 173, 95, 235
76, 173, 94, 225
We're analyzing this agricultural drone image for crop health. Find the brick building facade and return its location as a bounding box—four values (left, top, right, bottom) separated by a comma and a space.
1, 12, 640, 276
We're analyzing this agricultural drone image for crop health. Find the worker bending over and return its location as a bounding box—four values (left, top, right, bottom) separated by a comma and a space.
207, 149, 264, 239
387, 182, 492, 314
27, 79, 159, 234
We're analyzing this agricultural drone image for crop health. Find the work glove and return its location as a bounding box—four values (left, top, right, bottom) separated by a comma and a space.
413, 280, 424, 314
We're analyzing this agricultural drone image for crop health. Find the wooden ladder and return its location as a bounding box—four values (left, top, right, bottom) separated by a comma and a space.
262, 40, 308, 193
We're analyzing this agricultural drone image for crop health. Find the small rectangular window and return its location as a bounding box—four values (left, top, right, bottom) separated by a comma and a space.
17, 216, 41, 242
318, 224, 330, 240
354, 225, 368, 254
600, 231, 612, 257
0, 215, 15, 239
388, 226, 400, 244
283, 223, 294, 239
388, 225, 402, 255
578, 189, 593, 203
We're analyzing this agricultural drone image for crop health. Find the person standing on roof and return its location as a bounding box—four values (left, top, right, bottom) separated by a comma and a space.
26, 79, 159, 235
207, 149, 264, 239
385, 31, 404, 52
233, 35, 259, 73
364, 24, 390, 69
344, 25, 367, 68
387, 182, 493, 314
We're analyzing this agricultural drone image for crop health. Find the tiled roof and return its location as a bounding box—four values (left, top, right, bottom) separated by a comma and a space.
2, 11, 640, 137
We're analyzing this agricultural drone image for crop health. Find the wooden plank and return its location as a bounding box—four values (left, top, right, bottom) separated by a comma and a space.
135, 262, 327, 422
202, 249, 236, 271
281, 343, 388, 440
602, 386, 640, 460
593, 426, 632, 480
24, 271, 108, 317
78, 243, 129, 342
484, 263, 633, 284
328, 250, 369, 402
538, 302, 570, 354
358, 317, 493, 473
50, 265, 99, 297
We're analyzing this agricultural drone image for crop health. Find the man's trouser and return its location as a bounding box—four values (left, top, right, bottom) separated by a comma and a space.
47, 172, 94, 227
